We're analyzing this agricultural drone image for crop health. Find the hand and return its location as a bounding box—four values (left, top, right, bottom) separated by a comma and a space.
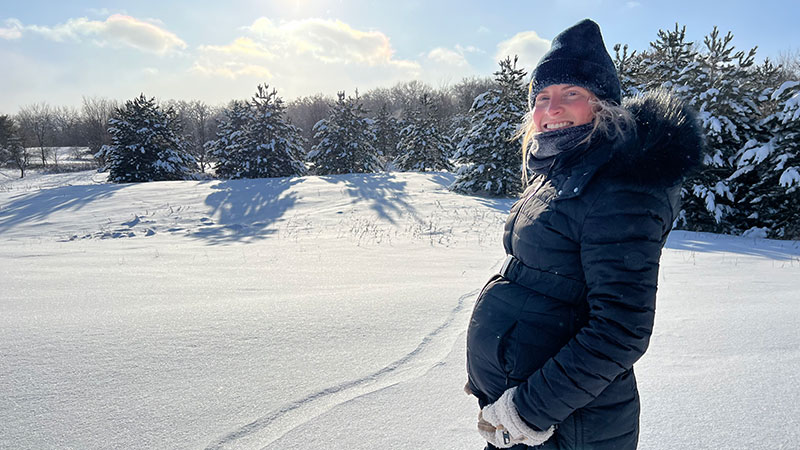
477, 410, 498, 433
478, 387, 555, 448
478, 410, 519, 448
464, 381, 473, 396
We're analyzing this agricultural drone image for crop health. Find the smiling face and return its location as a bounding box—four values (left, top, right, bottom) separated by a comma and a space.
532, 84, 595, 132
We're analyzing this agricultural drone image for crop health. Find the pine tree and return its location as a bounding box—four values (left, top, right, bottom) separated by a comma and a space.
613, 43, 644, 98
208, 100, 250, 179
371, 102, 400, 166
639, 24, 697, 94
209, 85, 306, 179
678, 28, 759, 233
309, 92, 382, 175
730, 80, 800, 238
393, 93, 453, 172
0, 115, 28, 178
106, 94, 196, 183
450, 56, 527, 196
246, 85, 307, 178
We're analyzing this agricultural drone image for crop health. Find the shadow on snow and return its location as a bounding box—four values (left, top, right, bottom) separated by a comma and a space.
666, 230, 800, 261
0, 184, 127, 233
318, 172, 417, 225
191, 177, 304, 245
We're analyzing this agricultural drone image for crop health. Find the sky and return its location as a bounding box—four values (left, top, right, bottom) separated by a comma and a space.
2, 0, 799, 113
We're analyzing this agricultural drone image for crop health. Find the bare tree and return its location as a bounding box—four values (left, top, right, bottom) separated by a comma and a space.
286, 93, 333, 152
17, 102, 54, 167
448, 76, 497, 115
361, 86, 397, 116
52, 105, 82, 168
389, 80, 435, 115
777, 48, 800, 79
81, 96, 117, 164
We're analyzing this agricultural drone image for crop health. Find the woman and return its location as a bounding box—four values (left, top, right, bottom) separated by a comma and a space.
465, 19, 704, 449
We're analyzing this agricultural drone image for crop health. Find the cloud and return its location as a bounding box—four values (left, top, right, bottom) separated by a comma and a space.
9, 14, 186, 55
192, 17, 422, 98
495, 30, 551, 72
626, 1, 642, 7
100, 14, 186, 54
0, 18, 23, 40
245, 17, 408, 67
427, 47, 469, 67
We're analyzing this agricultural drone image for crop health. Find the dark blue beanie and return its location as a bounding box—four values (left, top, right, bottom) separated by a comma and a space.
529, 19, 621, 106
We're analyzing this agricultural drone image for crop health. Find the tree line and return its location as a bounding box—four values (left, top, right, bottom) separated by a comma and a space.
1, 24, 799, 239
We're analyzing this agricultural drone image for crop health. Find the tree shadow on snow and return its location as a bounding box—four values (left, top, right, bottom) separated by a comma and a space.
666, 230, 800, 261
191, 177, 304, 245
318, 172, 417, 225
0, 184, 128, 233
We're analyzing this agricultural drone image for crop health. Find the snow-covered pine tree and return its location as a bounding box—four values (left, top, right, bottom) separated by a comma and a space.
106, 94, 196, 183
730, 80, 800, 238
371, 102, 400, 167
208, 100, 250, 179
450, 56, 527, 196
244, 84, 307, 178
209, 85, 306, 179
0, 115, 28, 178
393, 93, 453, 172
309, 92, 382, 175
638, 24, 697, 95
613, 43, 644, 98
677, 28, 759, 233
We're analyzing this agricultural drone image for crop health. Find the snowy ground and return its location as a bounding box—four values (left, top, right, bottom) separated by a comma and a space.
1, 169, 798, 449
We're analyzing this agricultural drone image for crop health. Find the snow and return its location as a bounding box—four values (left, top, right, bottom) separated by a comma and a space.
771, 80, 800, 100
2, 169, 799, 449
779, 167, 799, 188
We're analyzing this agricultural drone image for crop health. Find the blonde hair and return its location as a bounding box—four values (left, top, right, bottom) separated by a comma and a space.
517, 91, 635, 186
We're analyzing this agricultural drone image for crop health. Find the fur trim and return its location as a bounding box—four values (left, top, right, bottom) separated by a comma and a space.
608, 89, 706, 186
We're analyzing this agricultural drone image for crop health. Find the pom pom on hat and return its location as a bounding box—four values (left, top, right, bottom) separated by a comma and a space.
529, 19, 621, 106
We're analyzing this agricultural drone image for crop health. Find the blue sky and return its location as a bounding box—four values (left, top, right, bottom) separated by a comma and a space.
2, 0, 799, 113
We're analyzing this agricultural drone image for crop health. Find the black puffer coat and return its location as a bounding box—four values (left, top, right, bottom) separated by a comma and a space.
466, 91, 704, 450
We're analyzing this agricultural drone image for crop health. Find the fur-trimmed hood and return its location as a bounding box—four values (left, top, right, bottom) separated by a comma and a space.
608, 89, 706, 186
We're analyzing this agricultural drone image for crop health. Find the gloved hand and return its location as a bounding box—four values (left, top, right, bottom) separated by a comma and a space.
477, 386, 555, 448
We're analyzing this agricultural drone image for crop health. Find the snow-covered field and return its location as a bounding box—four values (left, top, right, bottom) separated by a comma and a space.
1, 169, 798, 449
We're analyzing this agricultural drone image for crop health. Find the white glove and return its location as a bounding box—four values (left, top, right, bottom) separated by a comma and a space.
478, 387, 555, 448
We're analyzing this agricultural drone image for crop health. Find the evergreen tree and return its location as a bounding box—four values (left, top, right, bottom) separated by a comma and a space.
0, 115, 28, 178
639, 24, 697, 94
105, 94, 196, 183
208, 100, 250, 179
210, 85, 306, 179
730, 80, 800, 238
450, 56, 527, 196
613, 43, 644, 98
678, 28, 759, 233
393, 93, 453, 172
371, 102, 400, 166
309, 92, 382, 175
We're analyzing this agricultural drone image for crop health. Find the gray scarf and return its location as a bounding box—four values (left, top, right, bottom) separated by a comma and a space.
527, 123, 594, 174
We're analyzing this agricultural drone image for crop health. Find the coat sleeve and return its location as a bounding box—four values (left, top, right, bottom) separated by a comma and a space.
512, 182, 673, 429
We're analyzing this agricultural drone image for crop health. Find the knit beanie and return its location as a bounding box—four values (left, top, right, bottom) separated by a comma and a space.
529, 19, 621, 106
